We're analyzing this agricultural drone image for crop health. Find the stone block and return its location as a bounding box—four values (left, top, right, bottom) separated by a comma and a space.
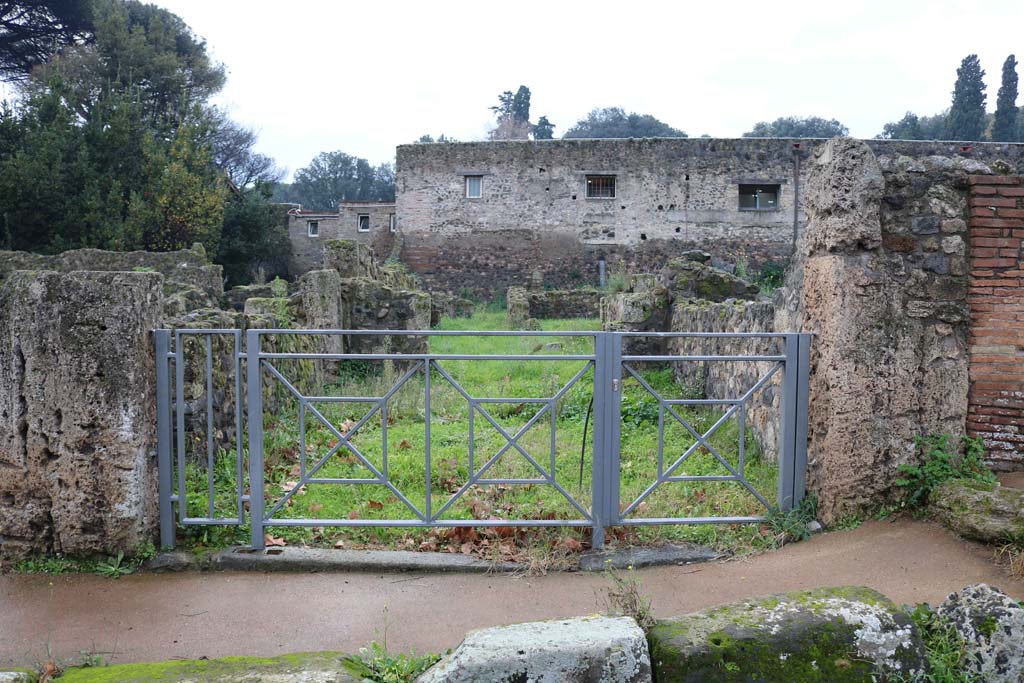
938, 584, 1024, 683
417, 616, 651, 683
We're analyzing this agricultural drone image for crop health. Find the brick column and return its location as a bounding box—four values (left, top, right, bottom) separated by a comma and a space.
967, 174, 1024, 470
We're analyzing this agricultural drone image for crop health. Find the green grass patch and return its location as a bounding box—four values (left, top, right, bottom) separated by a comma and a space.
176, 310, 783, 560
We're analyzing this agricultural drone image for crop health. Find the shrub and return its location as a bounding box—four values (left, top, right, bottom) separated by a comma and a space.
896, 434, 996, 509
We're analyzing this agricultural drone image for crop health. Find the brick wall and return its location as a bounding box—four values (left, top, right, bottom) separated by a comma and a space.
967, 174, 1024, 471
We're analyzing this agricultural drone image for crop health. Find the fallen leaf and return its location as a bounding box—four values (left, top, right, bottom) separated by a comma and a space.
308, 503, 324, 514
264, 534, 287, 547
347, 510, 360, 520
398, 439, 412, 450
340, 419, 356, 436
368, 500, 384, 510
562, 537, 583, 552
334, 540, 346, 549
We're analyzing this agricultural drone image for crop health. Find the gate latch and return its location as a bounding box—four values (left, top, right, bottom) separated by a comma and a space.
612, 379, 620, 392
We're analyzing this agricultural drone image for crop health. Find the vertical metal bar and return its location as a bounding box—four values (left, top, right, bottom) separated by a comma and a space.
777, 334, 799, 511
793, 334, 811, 505
607, 333, 622, 522
206, 334, 215, 520
381, 402, 388, 479
246, 330, 266, 549
468, 401, 475, 476
424, 359, 432, 522
549, 400, 556, 480
175, 332, 186, 522
657, 404, 665, 477
299, 399, 307, 479
155, 330, 174, 549
590, 333, 607, 549
234, 332, 244, 521
738, 403, 747, 479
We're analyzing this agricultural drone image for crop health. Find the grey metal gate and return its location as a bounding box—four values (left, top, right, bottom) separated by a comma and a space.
154, 329, 810, 550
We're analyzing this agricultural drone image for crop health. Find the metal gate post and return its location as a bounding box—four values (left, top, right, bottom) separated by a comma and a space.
246, 330, 266, 550
590, 332, 622, 550
154, 329, 175, 549
778, 333, 811, 511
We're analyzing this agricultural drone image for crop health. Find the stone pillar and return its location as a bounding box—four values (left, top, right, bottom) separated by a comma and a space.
966, 174, 1024, 471
777, 138, 972, 523
0, 271, 163, 558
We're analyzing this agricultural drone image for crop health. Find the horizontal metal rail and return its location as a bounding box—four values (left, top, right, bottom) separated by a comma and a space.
154, 328, 811, 553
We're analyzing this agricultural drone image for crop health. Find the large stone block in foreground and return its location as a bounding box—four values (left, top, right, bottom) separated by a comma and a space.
417, 615, 651, 683
0, 270, 163, 558
938, 584, 1024, 683
649, 587, 923, 682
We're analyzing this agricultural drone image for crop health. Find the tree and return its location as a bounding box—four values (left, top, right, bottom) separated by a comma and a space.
206, 109, 283, 188
491, 85, 531, 124
946, 54, 987, 141
878, 112, 923, 140
533, 115, 555, 140
487, 117, 531, 140
0, 1, 94, 81
562, 107, 686, 138
993, 54, 1019, 142
742, 116, 848, 138
217, 183, 289, 286
286, 151, 394, 210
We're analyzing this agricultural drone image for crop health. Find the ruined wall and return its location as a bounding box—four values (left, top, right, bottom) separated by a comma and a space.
523, 289, 603, 320
776, 138, 984, 523
288, 204, 396, 275
396, 138, 1024, 297
0, 271, 163, 558
966, 174, 1024, 470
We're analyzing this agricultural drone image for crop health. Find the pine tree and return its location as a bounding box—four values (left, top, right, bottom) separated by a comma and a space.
946, 54, 987, 141
993, 54, 1019, 142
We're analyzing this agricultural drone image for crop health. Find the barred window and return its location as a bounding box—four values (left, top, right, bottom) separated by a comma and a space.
586, 175, 616, 198
739, 184, 780, 210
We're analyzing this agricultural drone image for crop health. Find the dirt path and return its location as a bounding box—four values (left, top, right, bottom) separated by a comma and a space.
2, 517, 1021, 669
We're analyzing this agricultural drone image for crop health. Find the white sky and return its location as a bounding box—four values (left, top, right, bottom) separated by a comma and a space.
146, 0, 1023, 178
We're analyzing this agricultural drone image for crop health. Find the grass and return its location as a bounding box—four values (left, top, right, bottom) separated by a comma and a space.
177, 309, 783, 559
12, 541, 156, 577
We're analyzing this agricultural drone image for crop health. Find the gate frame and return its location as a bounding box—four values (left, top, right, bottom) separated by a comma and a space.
154, 329, 811, 551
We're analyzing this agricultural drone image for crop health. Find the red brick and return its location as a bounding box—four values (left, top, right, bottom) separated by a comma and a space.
970, 228, 1005, 237
972, 218, 1024, 228
1000, 209, 1024, 218
972, 186, 999, 195
997, 186, 1024, 197
970, 175, 1022, 185
970, 196, 1018, 208
971, 237, 1020, 247
973, 258, 1019, 268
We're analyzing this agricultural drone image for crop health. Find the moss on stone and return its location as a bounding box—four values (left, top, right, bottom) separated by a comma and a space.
55, 651, 354, 683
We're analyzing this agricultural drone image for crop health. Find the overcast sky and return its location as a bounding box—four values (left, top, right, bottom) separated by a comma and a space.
152, 0, 1023, 179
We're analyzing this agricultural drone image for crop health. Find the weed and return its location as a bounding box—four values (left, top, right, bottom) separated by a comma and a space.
763, 493, 818, 547
601, 562, 655, 633
898, 604, 978, 683
341, 608, 440, 682
995, 543, 1024, 580
896, 434, 996, 509
93, 552, 133, 578
755, 260, 786, 292
14, 555, 82, 574
606, 269, 630, 293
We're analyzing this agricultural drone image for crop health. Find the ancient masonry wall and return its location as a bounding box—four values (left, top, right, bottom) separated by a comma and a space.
288, 203, 397, 275
967, 175, 1024, 470
396, 138, 1024, 298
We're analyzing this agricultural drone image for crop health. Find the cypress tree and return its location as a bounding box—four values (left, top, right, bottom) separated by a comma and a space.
993, 54, 1019, 142
946, 54, 987, 141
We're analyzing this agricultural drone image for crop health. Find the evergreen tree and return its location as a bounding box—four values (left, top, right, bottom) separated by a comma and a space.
946, 54, 987, 141
993, 54, 1019, 142
563, 107, 686, 138
877, 112, 923, 140
743, 116, 848, 138
533, 115, 555, 140
511, 86, 531, 124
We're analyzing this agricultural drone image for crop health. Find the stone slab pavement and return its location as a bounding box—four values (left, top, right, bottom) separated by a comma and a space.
2, 518, 1022, 670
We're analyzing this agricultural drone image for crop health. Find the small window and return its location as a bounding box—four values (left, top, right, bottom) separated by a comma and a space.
357, 214, 370, 232
307, 220, 319, 237
388, 214, 396, 233
586, 175, 616, 198
465, 175, 482, 198
739, 184, 780, 211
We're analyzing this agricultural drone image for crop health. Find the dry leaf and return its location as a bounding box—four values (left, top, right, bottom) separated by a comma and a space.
340, 419, 356, 436
280, 480, 306, 496
562, 537, 583, 552
265, 534, 287, 547
334, 540, 346, 549
347, 510, 360, 520
308, 503, 324, 514
398, 439, 412, 450
368, 500, 384, 510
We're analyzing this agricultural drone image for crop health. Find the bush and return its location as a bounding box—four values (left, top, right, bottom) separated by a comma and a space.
896, 434, 996, 509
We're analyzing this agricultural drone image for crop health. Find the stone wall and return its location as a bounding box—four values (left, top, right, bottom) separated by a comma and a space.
966, 174, 1024, 470
0, 271, 163, 557
776, 138, 982, 523
515, 289, 603, 320
396, 138, 1024, 297
287, 203, 396, 276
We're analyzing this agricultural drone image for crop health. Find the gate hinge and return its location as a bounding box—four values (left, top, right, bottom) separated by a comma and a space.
612, 379, 620, 392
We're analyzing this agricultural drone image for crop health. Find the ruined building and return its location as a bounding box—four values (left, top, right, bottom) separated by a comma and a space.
289, 137, 1024, 298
